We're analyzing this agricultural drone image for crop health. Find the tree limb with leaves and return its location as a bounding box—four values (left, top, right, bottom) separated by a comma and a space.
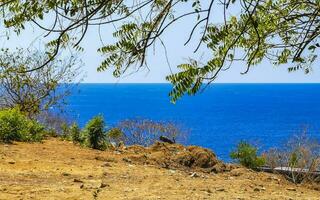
0, 0, 319, 102
0, 48, 81, 117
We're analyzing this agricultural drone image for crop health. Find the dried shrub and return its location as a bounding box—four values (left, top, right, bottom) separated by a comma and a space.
264, 130, 320, 184
116, 119, 188, 146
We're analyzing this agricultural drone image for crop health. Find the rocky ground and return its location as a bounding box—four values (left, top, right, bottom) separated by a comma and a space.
0, 138, 319, 200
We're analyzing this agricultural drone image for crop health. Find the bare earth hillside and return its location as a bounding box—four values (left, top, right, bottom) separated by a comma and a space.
0, 139, 319, 200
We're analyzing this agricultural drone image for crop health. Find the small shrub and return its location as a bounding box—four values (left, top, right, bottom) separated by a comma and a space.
60, 122, 72, 141
230, 141, 266, 170
24, 120, 45, 142
117, 119, 187, 146
70, 123, 82, 144
264, 130, 320, 184
36, 111, 71, 136
0, 108, 44, 143
82, 115, 107, 150
107, 128, 124, 146
43, 128, 58, 138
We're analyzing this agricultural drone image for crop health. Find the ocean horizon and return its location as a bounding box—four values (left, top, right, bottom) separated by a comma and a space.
63, 83, 320, 161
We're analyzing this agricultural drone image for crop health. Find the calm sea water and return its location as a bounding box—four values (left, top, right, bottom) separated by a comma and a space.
64, 83, 320, 161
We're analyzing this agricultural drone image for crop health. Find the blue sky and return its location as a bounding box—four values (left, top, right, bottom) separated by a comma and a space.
1, 3, 319, 84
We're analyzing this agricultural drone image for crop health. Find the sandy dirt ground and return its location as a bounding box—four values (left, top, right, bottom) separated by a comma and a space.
0, 139, 319, 200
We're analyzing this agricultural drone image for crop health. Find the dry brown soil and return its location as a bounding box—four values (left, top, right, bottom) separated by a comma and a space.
0, 138, 319, 200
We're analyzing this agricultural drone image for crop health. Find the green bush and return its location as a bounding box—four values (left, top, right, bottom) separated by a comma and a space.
70, 123, 82, 144
81, 115, 107, 150
60, 122, 72, 141
230, 141, 266, 170
107, 127, 124, 146
0, 108, 45, 143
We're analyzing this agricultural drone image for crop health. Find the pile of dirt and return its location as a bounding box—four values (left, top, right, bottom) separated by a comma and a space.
124, 142, 233, 173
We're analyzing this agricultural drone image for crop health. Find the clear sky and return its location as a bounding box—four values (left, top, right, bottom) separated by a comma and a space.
1, 3, 319, 84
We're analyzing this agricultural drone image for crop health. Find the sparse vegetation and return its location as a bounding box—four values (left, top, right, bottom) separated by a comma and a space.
60, 122, 72, 141
117, 119, 187, 146
264, 131, 320, 184
230, 141, 266, 170
107, 128, 124, 146
70, 123, 82, 144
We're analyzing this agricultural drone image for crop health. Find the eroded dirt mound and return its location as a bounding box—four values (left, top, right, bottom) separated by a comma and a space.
124, 142, 232, 173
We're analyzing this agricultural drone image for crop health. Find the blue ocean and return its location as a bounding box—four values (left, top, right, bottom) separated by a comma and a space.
65, 83, 320, 161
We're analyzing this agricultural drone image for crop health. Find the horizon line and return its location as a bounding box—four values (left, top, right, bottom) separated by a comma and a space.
73, 82, 320, 84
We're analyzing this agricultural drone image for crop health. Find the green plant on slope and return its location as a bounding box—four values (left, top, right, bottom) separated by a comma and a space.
70, 123, 82, 144
107, 128, 124, 146
60, 122, 71, 141
0, 108, 44, 143
82, 115, 107, 150
230, 141, 266, 170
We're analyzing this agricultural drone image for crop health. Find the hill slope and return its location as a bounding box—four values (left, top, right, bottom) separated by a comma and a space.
0, 139, 319, 200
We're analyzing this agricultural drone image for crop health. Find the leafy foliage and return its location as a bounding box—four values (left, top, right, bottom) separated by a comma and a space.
0, 108, 45, 143
167, 0, 320, 101
230, 141, 266, 170
70, 123, 82, 144
60, 123, 71, 141
0, 0, 319, 101
107, 128, 124, 146
81, 115, 108, 150
0, 48, 81, 116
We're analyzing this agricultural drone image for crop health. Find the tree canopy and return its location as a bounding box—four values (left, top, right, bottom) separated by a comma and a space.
0, 48, 81, 116
0, 0, 319, 101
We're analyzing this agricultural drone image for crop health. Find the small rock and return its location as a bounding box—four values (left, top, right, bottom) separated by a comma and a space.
118, 141, 126, 149
253, 187, 265, 192
100, 183, 109, 188
73, 178, 83, 183
169, 170, 176, 174
254, 188, 261, 192
287, 188, 296, 191
101, 162, 112, 167
206, 189, 213, 193
88, 175, 93, 178
114, 151, 122, 155
190, 172, 199, 178
8, 161, 15, 164
123, 158, 132, 163
62, 172, 70, 176
216, 188, 225, 192
267, 176, 280, 182
80, 184, 84, 189
230, 169, 243, 177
